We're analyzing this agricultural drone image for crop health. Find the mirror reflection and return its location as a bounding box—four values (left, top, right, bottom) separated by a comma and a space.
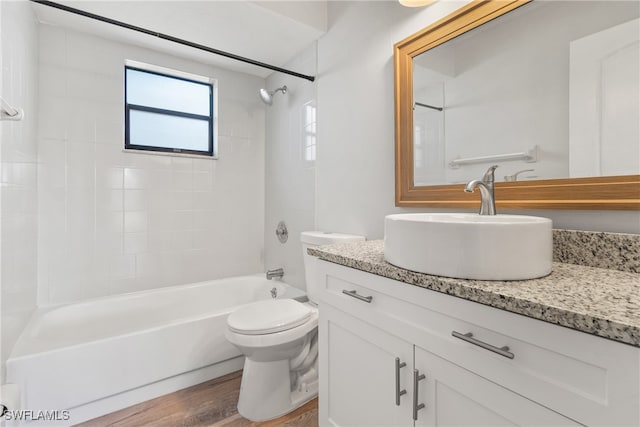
412, 1, 639, 186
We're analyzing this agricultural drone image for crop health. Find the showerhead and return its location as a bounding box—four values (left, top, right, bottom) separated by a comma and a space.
259, 85, 287, 105
259, 88, 272, 105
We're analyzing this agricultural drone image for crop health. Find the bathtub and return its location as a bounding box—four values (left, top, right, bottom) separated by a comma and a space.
6, 275, 305, 425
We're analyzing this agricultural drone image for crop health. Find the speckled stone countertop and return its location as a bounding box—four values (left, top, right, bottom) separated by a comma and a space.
308, 240, 640, 347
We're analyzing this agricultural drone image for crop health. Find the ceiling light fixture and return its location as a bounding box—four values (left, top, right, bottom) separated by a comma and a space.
399, 0, 437, 7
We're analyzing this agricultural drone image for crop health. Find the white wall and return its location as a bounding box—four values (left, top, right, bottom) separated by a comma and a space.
1, 1, 39, 382
315, 0, 640, 239
316, 0, 470, 238
264, 44, 317, 291
37, 25, 265, 305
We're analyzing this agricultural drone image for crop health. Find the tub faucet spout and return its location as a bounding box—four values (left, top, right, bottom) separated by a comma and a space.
266, 268, 284, 280
464, 165, 498, 215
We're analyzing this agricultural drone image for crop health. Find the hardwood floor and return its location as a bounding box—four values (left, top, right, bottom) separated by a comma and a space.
76, 371, 318, 427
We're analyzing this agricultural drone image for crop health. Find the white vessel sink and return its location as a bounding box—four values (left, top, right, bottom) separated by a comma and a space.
384, 213, 552, 281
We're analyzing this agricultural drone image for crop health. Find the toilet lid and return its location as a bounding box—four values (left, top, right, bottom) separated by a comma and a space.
227, 299, 312, 335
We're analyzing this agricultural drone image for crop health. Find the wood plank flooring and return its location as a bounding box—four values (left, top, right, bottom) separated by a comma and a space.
76, 371, 318, 427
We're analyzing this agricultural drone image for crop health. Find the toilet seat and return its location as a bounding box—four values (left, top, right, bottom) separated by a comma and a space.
228, 299, 312, 335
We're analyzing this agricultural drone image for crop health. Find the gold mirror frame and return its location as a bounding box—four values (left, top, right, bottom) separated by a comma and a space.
394, 0, 640, 210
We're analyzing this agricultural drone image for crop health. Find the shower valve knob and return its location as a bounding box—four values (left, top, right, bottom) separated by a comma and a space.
276, 221, 288, 243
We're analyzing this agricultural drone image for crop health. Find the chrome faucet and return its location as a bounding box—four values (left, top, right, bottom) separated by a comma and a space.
464, 165, 498, 215
504, 169, 534, 182
266, 268, 284, 280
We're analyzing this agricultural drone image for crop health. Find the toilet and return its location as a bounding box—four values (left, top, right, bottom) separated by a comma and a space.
225, 231, 365, 421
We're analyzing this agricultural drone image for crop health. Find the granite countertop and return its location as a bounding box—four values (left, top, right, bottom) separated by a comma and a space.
308, 240, 640, 347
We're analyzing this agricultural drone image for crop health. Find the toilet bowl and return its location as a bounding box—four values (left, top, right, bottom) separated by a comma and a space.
225, 231, 365, 422
225, 299, 319, 421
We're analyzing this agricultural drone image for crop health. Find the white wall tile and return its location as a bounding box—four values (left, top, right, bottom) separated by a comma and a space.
39, 25, 67, 66
96, 166, 123, 189
39, 64, 68, 98
171, 170, 193, 191
109, 254, 136, 279
124, 211, 148, 233
38, 96, 69, 140
95, 115, 123, 145
192, 210, 215, 230
264, 43, 317, 291
96, 188, 123, 212
124, 168, 148, 189
192, 228, 214, 250
97, 211, 124, 234
36, 26, 265, 305
147, 230, 173, 252
93, 74, 123, 104
67, 105, 96, 144
124, 232, 148, 254
169, 191, 193, 211
148, 191, 172, 216
147, 169, 172, 190
67, 69, 97, 100
192, 190, 217, 211
170, 230, 193, 252
1, 0, 39, 382
171, 210, 193, 230
96, 230, 123, 256
123, 189, 146, 211
66, 142, 96, 188
171, 157, 193, 171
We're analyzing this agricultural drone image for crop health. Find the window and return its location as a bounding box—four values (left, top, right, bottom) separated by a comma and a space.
303, 101, 316, 162
125, 62, 216, 157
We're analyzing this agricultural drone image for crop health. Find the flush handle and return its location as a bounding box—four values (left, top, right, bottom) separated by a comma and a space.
341, 289, 373, 303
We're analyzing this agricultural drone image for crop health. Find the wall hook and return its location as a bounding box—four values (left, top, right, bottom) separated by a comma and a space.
0, 97, 24, 121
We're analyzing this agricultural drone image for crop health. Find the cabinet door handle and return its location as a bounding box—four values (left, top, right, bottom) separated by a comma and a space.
395, 357, 407, 406
451, 331, 515, 359
342, 289, 373, 303
412, 369, 426, 421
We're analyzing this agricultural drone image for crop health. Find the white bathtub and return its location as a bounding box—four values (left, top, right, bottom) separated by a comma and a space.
6, 275, 305, 425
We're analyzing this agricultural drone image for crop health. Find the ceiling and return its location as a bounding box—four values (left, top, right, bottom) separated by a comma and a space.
31, 0, 327, 79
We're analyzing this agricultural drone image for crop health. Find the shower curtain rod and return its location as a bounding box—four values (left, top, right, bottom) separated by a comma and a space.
30, 0, 316, 82
414, 102, 443, 112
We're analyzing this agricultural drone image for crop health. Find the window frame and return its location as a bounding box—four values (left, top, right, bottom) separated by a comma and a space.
124, 63, 217, 157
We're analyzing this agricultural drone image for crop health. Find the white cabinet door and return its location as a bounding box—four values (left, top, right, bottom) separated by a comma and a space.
319, 304, 413, 427
413, 346, 581, 427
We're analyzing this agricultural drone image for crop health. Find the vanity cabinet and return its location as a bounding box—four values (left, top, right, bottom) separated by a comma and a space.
321, 305, 578, 427
316, 260, 640, 427
413, 345, 579, 426
322, 304, 412, 426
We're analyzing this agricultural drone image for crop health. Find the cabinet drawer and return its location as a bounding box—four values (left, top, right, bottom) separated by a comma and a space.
315, 260, 640, 426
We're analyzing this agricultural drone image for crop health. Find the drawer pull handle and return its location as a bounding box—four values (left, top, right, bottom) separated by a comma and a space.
395, 357, 407, 406
452, 331, 515, 359
342, 289, 373, 303
413, 369, 426, 421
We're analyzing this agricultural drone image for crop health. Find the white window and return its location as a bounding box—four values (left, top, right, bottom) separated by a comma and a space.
125, 61, 217, 157
303, 101, 317, 162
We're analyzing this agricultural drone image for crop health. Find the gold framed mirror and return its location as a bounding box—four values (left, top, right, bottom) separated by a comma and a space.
394, 0, 640, 210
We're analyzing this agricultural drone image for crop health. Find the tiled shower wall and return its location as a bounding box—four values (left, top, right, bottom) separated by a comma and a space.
37, 25, 265, 305
264, 44, 317, 291
1, 1, 39, 382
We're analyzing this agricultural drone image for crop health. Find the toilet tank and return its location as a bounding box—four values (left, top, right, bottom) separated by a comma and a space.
301, 231, 365, 301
